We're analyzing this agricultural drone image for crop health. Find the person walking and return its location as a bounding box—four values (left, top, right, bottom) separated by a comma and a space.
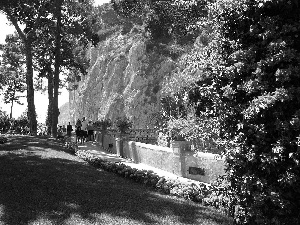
81, 117, 88, 141
76, 119, 82, 129
75, 119, 82, 143
87, 120, 94, 141
67, 122, 73, 137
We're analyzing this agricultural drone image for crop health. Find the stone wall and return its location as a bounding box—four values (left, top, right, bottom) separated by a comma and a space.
123, 141, 175, 174
184, 152, 225, 183
95, 131, 225, 183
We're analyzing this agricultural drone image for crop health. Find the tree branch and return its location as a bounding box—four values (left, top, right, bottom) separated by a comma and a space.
30, 0, 48, 34
6, 12, 26, 41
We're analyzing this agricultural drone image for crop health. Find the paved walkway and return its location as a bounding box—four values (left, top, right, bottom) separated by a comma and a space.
76, 140, 195, 184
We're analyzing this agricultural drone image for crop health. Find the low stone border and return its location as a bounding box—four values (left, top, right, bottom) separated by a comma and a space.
64, 138, 231, 213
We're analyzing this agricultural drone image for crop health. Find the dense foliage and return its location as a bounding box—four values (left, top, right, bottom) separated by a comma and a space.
216, 1, 300, 224
114, 116, 132, 133
0, 109, 29, 133
176, 0, 300, 223
112, 0, 300, 224
0, 33, 26, 118
93, 118, 112, 130
0, 0, 98, 136
112, 0, 207, 43
0, 110, 11, 133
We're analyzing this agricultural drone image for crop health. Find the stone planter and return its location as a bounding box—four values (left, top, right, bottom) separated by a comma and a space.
101, 128, 107, 147
115, 133, 129, 157
171, 140, 191, 154
170, 141, 192, 177
115, 136, 122, 157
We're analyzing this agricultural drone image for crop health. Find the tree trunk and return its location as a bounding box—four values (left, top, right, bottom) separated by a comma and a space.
47, 72, 54, 135
52, 0, 63, 138
25, 40, 37, 135
10, 99, 13, 119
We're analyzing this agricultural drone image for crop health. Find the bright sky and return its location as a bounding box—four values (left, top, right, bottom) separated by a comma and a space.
0, 0, 110, 123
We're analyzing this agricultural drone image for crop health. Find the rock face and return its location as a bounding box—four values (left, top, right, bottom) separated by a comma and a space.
58, 102, 70, 126
69, 30, 176, 128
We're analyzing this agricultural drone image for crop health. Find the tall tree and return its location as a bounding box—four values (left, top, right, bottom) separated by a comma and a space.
52, 0, 94, 137
51, 0, 64, 138
0, 0, 51, 135
0, 33, 26, 119
1, 0, 95, 136
32, 0, 94, 137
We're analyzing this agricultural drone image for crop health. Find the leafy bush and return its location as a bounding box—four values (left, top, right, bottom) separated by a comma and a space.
148, 0, 300, 223
64, 136, 229, 209
114, 116, 132, 133
174, 1, 300, 224
93, 118, 112, 130
0, 111, 11, 133
69, 144, 230, 213
213, 1, 300, 224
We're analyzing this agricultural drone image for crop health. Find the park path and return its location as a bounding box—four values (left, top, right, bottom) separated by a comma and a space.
0, 135, 231, 225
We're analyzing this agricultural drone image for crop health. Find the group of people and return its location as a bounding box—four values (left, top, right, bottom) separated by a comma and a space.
75, 117, 94, 143
55, 117, 94, 143
57, 122, 73, 139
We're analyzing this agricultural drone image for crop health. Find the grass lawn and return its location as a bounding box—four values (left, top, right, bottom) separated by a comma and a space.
0, 135, 232, 225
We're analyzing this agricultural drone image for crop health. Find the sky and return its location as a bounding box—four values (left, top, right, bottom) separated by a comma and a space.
0, 0, 110, 123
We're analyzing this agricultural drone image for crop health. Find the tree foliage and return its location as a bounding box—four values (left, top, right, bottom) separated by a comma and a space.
173, 0, 300, 223
0, 33, 26, 118
0, 110, 10, 132
216, 1, 300, 224
117, 0, 300, 223
0, 0, 49, 134
1, 0, 97, 136
112, 0, 208, 43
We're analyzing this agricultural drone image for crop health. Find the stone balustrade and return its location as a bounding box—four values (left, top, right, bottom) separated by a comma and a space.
94, 130, 225, 183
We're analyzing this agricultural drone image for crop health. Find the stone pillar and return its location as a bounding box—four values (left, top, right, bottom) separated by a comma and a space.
171, 141, 191, 177
115, 137, 122, 157
115, 132, 126, 157
101, 128, 106, 148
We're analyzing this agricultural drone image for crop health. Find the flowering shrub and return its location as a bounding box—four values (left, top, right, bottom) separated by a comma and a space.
156, 131, 171, 147
64, 138, 78, 152
68, 142, 230, 213
213, 1, 300, 224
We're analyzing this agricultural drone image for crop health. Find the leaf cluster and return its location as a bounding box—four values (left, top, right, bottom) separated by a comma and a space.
112, 0, 208, 43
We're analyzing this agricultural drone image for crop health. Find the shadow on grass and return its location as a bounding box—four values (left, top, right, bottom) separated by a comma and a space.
0, 136, 231, 225
0, 135, 64, 152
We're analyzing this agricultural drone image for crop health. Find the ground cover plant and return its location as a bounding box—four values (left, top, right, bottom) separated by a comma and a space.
65, 140, 231, 215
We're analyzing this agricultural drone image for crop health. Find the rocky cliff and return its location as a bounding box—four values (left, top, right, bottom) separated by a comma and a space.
58, 102, 70, 126
69, 27, 177, 128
